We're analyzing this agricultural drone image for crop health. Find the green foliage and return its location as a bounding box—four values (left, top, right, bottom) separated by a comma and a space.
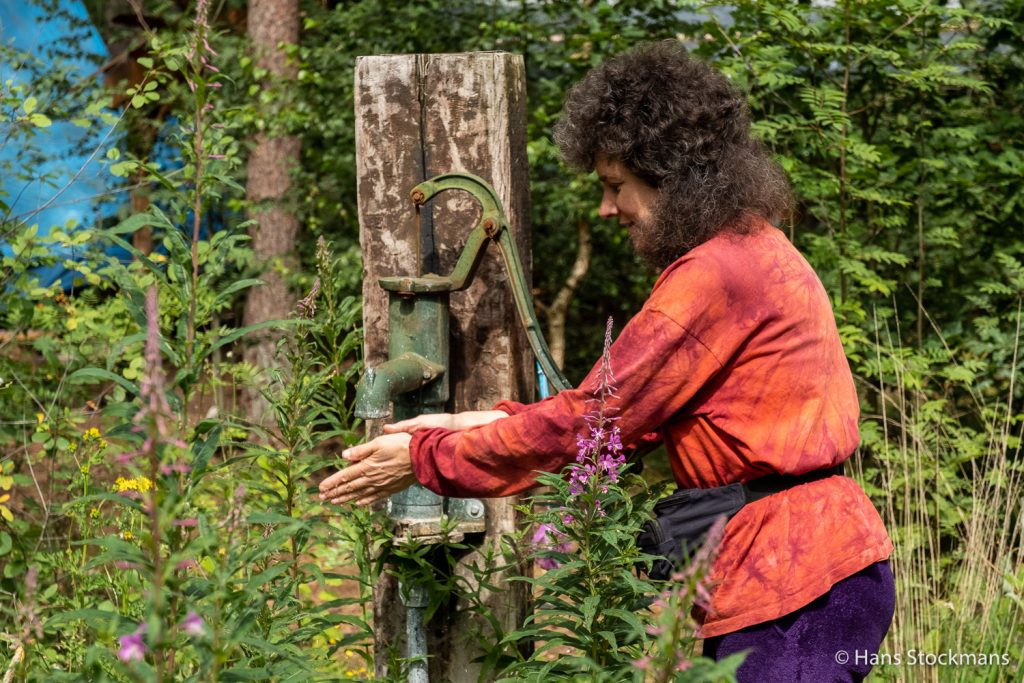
3, 0, 1023, 679
0, 8, 367, 680
489, 468, 739, 682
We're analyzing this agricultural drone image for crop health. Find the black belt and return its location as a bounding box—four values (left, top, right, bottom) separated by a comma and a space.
637, 462, 847, 580
743, 463, 845, 503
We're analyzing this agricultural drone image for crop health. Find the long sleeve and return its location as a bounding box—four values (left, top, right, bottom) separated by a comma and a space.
410, 252, 745, 498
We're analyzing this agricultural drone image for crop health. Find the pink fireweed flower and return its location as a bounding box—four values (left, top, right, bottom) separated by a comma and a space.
160, 462, 191, 475
181, 610, 205, 637
531, 523, 571, 570
173, 518, 198, 527
176, 559, 198, 570
118, 625, 147, 662
123, 287, 186, 468
566, 318, 625, 499
193, 0, 210, 30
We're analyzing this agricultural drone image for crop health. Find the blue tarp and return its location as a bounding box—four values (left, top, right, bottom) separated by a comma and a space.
0, 0, 118, 288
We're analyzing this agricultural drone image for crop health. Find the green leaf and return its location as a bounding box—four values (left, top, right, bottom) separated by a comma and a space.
137, 57, 154, 69
213, 278, 264, 307
191, 425, 222, 473
75, 493, 146, 514
110, 161, 137, 177
603, 608, 645, 640
22, 96, 37, 113
67, 367, 140, 397
45, 608, 127, 630
29, 113, 51, 127
196, 319, 308, 364
85, 536, 149, 569
581, 594, 600, 629
217, 667, 274, 681
244, 562, 292, 592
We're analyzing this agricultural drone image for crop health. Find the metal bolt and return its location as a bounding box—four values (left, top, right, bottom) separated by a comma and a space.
410, 189, 426, 205
466, 499, 484, 518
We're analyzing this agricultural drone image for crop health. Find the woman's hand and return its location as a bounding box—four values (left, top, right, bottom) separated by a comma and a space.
318, 432, 416, 507
383, 410, 507, 434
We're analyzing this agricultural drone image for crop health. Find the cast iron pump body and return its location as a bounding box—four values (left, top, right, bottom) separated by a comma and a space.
353, 172, 570, 543
352, 173, 572, 683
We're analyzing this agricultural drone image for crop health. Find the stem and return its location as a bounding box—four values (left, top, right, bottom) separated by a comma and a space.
148, 456, 164, 683
81, 469, 89, 570
2, 643, 24, 683
286, 451, 300, 599
916, 196, 925, 346
838, 0, 852, 304
187, 106, 203, 365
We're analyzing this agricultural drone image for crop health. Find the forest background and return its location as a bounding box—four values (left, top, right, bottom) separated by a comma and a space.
0, 0, 1022, 681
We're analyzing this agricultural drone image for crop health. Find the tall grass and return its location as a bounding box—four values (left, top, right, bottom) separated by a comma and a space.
853, 306, 1024, 681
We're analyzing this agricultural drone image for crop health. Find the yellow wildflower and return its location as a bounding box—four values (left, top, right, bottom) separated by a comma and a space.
89, 507, 100, 519
68, 442, 77, 453
80, 464, 89, 475
113, 476, 155, 493
121, 530, 133, 540
36, 413, 44, 424
84, 427, 101, 440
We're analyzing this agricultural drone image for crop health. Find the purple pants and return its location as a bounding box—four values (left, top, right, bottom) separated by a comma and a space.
703, 560, 895, 682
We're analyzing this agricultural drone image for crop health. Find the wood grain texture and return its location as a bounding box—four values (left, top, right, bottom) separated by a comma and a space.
355, 52, 533, 681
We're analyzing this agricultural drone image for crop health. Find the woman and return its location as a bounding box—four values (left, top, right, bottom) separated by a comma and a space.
320, 41, 895, 681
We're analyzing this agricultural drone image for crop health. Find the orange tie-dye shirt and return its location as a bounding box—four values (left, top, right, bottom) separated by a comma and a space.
410, 220, 893, 637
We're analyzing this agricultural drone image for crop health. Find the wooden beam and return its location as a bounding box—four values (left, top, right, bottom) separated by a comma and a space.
355, 52, 533, 681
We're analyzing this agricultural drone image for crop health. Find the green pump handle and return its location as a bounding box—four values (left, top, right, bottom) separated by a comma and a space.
386, 172, 572, 394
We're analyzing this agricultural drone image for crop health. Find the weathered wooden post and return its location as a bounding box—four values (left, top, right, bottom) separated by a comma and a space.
354, 52, 533, 681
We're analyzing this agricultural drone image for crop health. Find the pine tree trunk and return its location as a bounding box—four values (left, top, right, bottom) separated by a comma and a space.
242, 0, 301, 423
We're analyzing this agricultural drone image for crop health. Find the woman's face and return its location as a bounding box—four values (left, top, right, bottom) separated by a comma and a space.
595, 154, 660, 251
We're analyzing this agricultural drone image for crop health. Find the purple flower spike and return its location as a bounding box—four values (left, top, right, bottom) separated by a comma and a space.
118, 625, 147, 662
531, 523, 572, 570
564, 318, 626, 502
181, 610, 205, 637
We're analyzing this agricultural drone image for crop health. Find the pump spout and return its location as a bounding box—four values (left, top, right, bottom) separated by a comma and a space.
354, 352, 445, 419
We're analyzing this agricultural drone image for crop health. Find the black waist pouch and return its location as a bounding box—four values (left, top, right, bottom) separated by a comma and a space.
636, 465, 844, 581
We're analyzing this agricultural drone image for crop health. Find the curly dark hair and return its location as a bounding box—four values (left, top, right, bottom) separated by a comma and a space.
553, 41, 793, 268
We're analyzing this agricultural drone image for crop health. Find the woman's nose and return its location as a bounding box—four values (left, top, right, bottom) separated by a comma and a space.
599, 193, 617, 219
